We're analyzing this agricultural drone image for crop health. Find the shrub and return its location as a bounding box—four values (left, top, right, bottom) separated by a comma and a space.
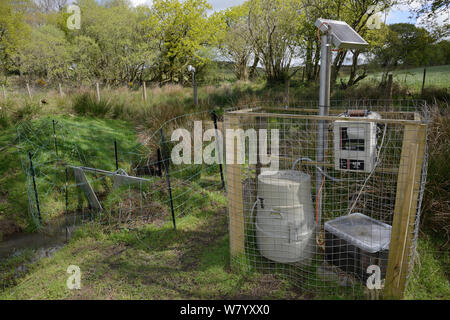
36, 78, 47, 87
72, 93, 111, 117
421, 87, 449, 104
421, 105, 450, 241
14, 101, 40, 121
0, 105, 10, 128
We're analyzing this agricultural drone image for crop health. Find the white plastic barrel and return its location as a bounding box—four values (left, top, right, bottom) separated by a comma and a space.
255, 170, 315, 263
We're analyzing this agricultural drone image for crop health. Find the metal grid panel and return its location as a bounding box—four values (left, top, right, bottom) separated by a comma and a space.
226, 100, 428, 299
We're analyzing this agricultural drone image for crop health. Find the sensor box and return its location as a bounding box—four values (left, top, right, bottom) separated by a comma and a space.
333, 111, 381, 173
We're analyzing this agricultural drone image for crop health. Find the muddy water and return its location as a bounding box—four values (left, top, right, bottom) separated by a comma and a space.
0, 217, 81, 261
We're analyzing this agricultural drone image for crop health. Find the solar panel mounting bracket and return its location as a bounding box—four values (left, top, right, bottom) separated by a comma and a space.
315, 18, 369, 50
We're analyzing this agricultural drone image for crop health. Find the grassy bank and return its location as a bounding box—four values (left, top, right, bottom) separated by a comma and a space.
0, 115, 143, 237
1, 190, 448, 299
338, 65, 450, 92
0, 187, 303, 300
0, 69, 448, 300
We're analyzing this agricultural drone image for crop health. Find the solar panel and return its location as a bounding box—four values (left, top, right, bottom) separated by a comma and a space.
315, 18, 369, 50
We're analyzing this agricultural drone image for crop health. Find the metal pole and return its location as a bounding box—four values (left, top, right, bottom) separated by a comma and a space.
114, 140, 119, 171
160, 129, 176, 230
192, 72, 198, 108
157, 148, 163, 177
316, 33, 332, 227
28, 152, 42, 225
65, 167, 69, 241
212, 111, 225, 190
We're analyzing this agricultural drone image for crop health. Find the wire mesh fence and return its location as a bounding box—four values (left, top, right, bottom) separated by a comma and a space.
17, 111, 225, 237
225, 100, 428, 299
16, 99, 428, 299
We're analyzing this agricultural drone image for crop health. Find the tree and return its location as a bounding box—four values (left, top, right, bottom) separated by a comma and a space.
16, 24, 72, 81
246, 0, 305, 83
218, 4, 253, 81
0, 0, 31, 79
345, 23, 390, 87
372, 23, 434, 69
146, 0, 224, 83
70, 36, 102, 83
76, 0, 154, 84
406, 0, 449, 39
300, 0, 395, 86
34, 0, 68, 13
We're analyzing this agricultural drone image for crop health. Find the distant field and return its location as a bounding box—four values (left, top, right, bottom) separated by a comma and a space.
339, 65, 450, 91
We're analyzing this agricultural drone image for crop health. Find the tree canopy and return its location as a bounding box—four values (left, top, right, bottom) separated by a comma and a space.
0, 0, 446, 87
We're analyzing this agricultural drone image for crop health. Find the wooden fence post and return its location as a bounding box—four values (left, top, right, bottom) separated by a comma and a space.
421, 68, 426, 97
386, 73, 393, 108
2, 84, 6, 100
384, 123, 427, 299
224, 114, 245, 257
284, 78, 290, 106
26, 82, 32, 99
59, 83, 64, 97
96, 82, 100, 103
142, 81, 147, 102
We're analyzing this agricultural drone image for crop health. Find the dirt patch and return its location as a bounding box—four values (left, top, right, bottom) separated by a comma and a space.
117, 201, 170, 229
230, 274, 284, 300
100, 183, 170, 229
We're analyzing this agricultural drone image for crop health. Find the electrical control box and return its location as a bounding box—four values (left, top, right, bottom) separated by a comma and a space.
333, 111, 381, 173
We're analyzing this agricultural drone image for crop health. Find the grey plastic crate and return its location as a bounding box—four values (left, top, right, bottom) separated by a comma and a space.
324, 213, 392, 281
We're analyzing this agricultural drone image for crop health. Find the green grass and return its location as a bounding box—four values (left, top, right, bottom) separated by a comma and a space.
0, 74, 448, 300
0, 188, 303, 300
3, 177, 446, 299
0, 115, 144, 232
339, 65, 450, 91
405, 236, 450, 300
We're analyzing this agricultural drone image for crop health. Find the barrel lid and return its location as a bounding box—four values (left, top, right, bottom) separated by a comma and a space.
258, 170, 310, 186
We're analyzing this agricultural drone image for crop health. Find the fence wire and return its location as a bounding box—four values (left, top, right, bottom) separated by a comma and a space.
227, 100, 428, 298
17, 111, 225, 236
17, 99, 428, 299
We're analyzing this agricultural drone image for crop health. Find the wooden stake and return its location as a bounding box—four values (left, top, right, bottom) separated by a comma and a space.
26, 82, 32, 99
59, 83, 64, 97
96, 82, 100, 103
385, 124, 427, 299
421, 68, 426, 97
386, 73, 393, 108
284, 77, 290, 107
2, 84, 6, 100
142, 81, 147, 102
224, 114, 245, 256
